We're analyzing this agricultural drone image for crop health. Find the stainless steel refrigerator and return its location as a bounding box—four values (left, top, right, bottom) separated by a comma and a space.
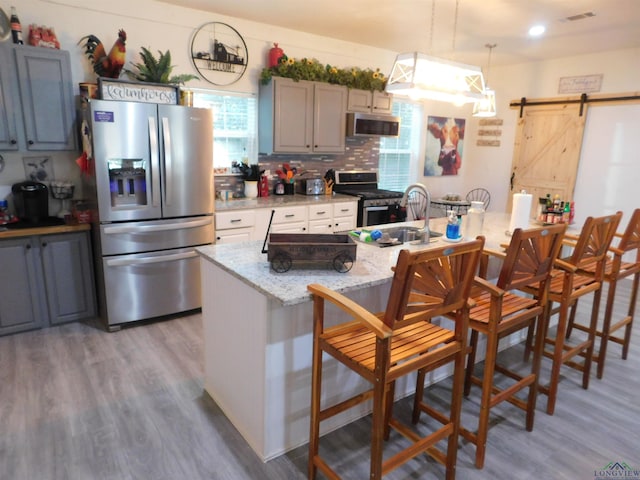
83, 99, 214, 330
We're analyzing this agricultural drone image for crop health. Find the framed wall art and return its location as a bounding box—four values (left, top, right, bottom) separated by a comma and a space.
424, 116, 466, 176
190, 22, 248, 86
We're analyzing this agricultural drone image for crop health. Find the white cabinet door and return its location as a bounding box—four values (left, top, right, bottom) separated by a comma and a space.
216, 228, 253, 244
215, 210, 256, 244
332, 201, 357, 232
216, 210, 255, 230
271, 222, 307, 234
308, 220, 334, 234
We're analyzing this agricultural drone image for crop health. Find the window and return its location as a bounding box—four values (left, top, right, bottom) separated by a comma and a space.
378, 100, 423, 191
193, 90, 257, 168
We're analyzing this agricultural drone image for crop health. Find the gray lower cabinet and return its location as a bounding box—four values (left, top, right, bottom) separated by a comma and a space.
0, 236, 47, 335
0, 231, 96, 336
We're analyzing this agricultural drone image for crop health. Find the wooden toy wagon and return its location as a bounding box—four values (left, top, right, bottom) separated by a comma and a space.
266, 233, 357, 273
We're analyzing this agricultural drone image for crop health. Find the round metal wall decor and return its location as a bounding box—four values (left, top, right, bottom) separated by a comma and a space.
190, 22, 248, 86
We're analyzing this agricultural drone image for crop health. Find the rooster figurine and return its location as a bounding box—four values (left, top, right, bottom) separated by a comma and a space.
79, 29, 127, 79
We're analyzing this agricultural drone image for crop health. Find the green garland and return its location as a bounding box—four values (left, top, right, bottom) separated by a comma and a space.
260, 56, 387, 92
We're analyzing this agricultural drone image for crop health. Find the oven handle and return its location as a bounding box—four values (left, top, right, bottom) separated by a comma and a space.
364, 206, 389, 212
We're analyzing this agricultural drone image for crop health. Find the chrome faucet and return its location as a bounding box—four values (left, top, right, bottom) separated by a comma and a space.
400, 183, 431, 243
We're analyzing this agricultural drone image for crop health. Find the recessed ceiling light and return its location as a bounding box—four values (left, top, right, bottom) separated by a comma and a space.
529, 24, 546, 36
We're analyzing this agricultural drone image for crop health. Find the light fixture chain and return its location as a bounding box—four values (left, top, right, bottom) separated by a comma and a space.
428, 0, 435, 54
452, 0, 460, 58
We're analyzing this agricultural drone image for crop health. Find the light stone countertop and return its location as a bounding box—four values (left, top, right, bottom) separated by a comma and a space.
197, 212, 544, 307
215, 192, 357, 212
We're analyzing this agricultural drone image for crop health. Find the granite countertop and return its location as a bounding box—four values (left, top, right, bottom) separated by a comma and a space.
0, 222, 90, 240
197, 213, 532, 306
215, 193, 357, 212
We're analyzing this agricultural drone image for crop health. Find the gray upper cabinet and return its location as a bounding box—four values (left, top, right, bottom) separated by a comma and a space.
0, 46, 19, 150
259, 77, 347, 154
0, 44, 77, 151
346, 89, 393, 115
0, 237, 47, 336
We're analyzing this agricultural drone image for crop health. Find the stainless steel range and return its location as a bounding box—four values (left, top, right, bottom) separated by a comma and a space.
333, 171, 405, 227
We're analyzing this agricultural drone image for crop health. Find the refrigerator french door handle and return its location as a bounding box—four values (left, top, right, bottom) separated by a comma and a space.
103, 217, 212, 235
106, 251, 199, 267
149, 116, 161, 208
162, 117, 172, 206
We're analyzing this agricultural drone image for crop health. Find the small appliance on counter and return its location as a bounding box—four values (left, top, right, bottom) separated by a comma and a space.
7, 181, 64, 229
296, 178, 325, 195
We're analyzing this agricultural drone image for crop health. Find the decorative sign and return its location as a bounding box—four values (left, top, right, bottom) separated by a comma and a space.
476, 118, 503, 147
558, 74, 603, 94
478, 118, 503, 126
190, 22, 248, 86
98, 78, 179, 104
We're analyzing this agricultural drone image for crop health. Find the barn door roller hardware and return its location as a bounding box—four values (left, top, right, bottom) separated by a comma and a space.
512, 92, 640, 118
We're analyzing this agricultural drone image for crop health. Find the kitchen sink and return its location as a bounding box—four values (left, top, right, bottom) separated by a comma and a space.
376, 226, 443, 244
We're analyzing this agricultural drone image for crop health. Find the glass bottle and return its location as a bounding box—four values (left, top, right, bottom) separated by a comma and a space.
466, 201, 485, 239
10, 6, 23, 45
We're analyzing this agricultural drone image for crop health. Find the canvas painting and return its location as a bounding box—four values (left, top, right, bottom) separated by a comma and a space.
423, 116, 466, 176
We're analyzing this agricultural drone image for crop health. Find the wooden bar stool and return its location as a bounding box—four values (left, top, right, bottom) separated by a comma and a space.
413, 224, 566, 469
566, 208, 640, 378
523, 212, 622, 415
307, 239, 484, 480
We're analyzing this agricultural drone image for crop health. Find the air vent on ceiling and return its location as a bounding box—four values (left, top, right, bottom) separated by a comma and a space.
562, 12, 596, 22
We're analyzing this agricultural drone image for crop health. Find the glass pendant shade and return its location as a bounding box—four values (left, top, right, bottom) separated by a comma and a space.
385, 52, 485, 104
472, 88, 497, 117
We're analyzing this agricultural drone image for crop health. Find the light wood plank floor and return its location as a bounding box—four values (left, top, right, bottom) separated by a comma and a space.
1, 281, 638, 479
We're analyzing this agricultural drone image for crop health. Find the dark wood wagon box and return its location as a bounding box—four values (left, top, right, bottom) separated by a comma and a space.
267, 233, 357, 272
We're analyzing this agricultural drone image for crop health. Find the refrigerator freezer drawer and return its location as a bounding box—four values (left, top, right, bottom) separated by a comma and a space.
102, 246, 202, 325
100, 216, 214, 255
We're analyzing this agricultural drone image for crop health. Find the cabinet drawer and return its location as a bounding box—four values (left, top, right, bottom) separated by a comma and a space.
333, 202, 357, 218
308, 204, 332, 220
216, 210, 256, 230
273, 205, 307, 224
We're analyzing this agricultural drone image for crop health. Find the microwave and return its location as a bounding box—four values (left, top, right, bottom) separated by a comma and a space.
346, 112, 400, 137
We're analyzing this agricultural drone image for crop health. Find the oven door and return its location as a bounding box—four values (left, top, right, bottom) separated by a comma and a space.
362, 203, 405, 227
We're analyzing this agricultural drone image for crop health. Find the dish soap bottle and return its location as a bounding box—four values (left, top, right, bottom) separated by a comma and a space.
446, 210, 461, 240
466, 201, 485, 239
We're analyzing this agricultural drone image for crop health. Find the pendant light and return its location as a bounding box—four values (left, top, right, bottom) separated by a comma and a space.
386, 0, 485, 104
472, 43, 497, 117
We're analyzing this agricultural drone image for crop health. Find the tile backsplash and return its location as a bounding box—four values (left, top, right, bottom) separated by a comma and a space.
214, 136, 380, 198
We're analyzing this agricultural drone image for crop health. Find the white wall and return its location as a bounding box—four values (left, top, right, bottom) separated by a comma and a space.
3, 0, 638, 223
466, 47, 640, 219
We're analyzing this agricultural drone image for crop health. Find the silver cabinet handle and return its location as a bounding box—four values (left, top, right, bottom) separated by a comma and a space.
103, 217, 211, 234
106, 251, 198, 267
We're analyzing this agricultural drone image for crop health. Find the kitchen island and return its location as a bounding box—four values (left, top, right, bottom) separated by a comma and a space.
196, 213, 540, 461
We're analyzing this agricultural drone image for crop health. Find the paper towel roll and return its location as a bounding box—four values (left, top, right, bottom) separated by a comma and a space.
508, 192, 532, 234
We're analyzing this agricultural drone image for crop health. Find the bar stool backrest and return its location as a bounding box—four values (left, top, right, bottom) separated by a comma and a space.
383, 238, 484, 330
497, 224, 567, 293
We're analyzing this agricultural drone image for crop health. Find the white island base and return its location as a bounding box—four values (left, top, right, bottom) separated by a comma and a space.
198, 214, 541, 461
